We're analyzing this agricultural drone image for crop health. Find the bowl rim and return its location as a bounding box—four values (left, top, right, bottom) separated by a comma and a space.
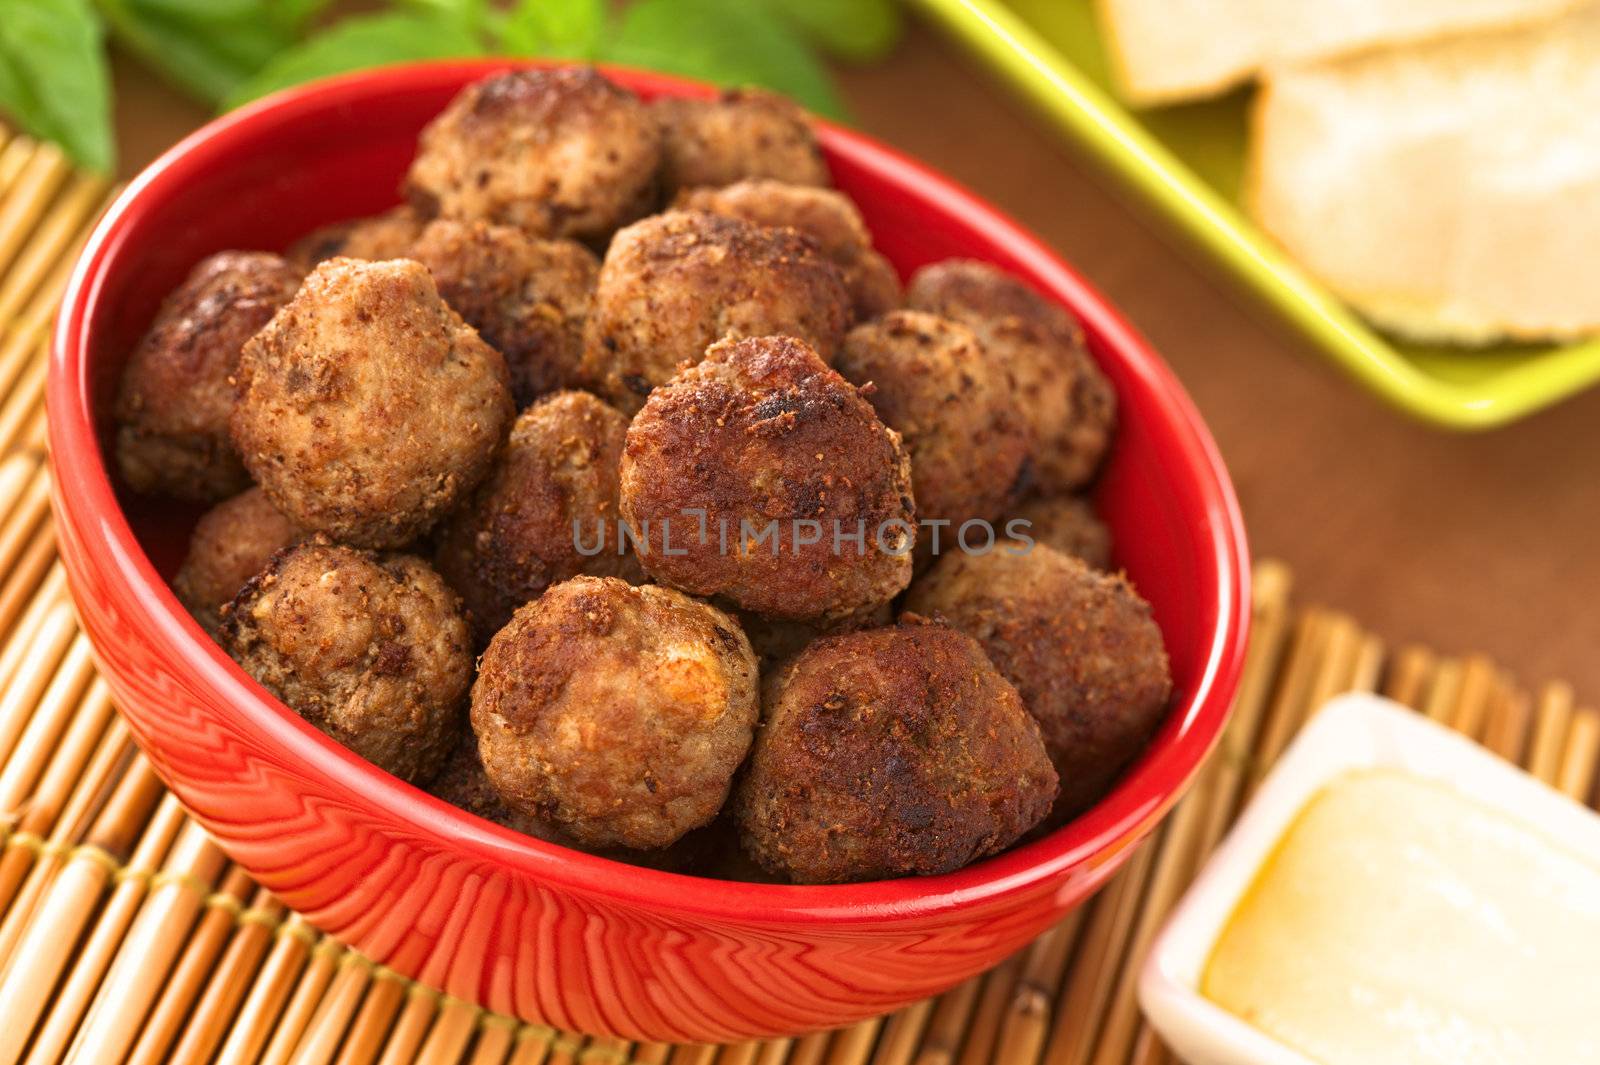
49, 59, 1250, 926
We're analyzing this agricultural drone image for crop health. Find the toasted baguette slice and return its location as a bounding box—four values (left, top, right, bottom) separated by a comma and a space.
1248, 5, 1600, 345
1098, 0, 1584, 105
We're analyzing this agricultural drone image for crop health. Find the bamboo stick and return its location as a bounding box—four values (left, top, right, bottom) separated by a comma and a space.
0, 172, 106, 325
780, 1032, 829, 1065
0, 142, 68, 278
953, 954, 1021, 1065
506, 1028, 556, 1065
469, 1020, 518, 1065
869, 1000, 931, 1065
257, 937, 347, 1065
293, 952, 380, 1065
1041, 841, 1158, 1065
414, 998, 481, 1065
0, 636, 95, 808
0, 351, 48, 455
63, 821, 229, 1065
1528, 683, 1576, 785
1382, 646, 1435, 709
0, 523, 60, 647
0, 679, 113, 916
167, 892, 287, 1065
990, 915, 1083, 1065
213, 916, 319, 1065
12, 777, 178, 1065
1556, 708, 1600, 802
333, 969, 408, 1065
0, 603, 71, 772
822, 1019, 880, 1065
373, 989, 440, 1065
0, 565, 65, 679
908, 978, 980, 1065
670, 1045, 718, 1065
0, 137, 37, 200
125, 865, 257, 1065
1243, 610, 1328, 796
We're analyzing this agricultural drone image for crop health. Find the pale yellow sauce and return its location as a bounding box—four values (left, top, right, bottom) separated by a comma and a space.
1203, 769, 1600, 1065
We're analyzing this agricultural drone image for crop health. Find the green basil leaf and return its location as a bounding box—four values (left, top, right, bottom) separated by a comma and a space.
96, 0, 299, 103
762, 0, 901, 63
604, 0, 844, 119
0, 0, 113, 172
501, 0, 606, 58
223, 11, 488, 110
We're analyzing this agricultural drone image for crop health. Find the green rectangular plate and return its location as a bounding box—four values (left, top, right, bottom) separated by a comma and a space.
912, 0, 1600, 428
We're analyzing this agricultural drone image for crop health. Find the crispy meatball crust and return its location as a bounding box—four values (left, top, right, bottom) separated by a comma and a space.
173, 487, 306, 636
904, 546, 1171, 817
427, 735, 570, 842
287, 206, 425, 271
738, 602, 892, 672
222, 538, 473, 784
471, 577, 759, 850
837, 311, 1030, 537
580, 210, 851, 412
676, 179, 900, 321
620, 335, 915, 621
409, 219, 598, 407
736, 619, 1058, 884
1010, 495, 1112, 570
908, 260, 1116, 493
232, 257, 515, 549
114, 251, 302, 502
653, 88, 829, 194
407, 68, 661, 243
435, 390, 641, 644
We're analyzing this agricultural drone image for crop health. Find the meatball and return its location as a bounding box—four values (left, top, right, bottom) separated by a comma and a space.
1010, 495, 1112, 570
736, 620, 1058, 884
620, 335, 915, 621
287, 206, 425, 270
114, 251, 302, 502
407, 68, 661, 243
676, 180, 900, 319
471, 577, 759, 851
427, 735, 568, 842
908, 260, 1115, 493
232, 257, 515, 549
904, 546, 1171, 817
409, 219, 598, 406
580, 210, 851, 412
435, 390, 640, 644
172, 487, 306, 636
222, 538, 472, 784
653, 88, 829, 194
836, 311, 1030, 543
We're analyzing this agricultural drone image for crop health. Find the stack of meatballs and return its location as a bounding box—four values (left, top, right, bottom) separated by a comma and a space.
117, 67, 1172, 885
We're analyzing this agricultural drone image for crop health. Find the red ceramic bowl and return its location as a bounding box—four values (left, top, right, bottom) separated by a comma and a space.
49, 61, 1249, 1042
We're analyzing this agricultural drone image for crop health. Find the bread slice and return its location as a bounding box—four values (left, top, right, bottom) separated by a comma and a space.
1248, 4, 1600, 345
1098, 0, 1585, 105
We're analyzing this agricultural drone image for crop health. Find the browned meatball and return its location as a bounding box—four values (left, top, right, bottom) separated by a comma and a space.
837, 311, 1030, 544
407, 68, 661, 243
172, 487, 306, 636
580, 210, 851, 413
653, 88, 829, 194
676, 180, 900, 319
904, 546, 1171, 817
222, 538, 472, 784
620, 335, 915, 621
435, 390, 640, 644
1010, 495, 1112, 570
736, 619, 1058, 884
427, 735, 569, 842
114, 251, 302, 502
232, 257, 515, 549
409, 219, 598, 406
908, 260, 1115, 493
287, 206, 425, 270
471, 577, 758, 850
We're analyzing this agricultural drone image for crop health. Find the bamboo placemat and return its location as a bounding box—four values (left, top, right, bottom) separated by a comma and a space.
1, 124, 1598, 1065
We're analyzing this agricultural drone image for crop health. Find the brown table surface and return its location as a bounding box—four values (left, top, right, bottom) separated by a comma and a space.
107, 23, 1600, 702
